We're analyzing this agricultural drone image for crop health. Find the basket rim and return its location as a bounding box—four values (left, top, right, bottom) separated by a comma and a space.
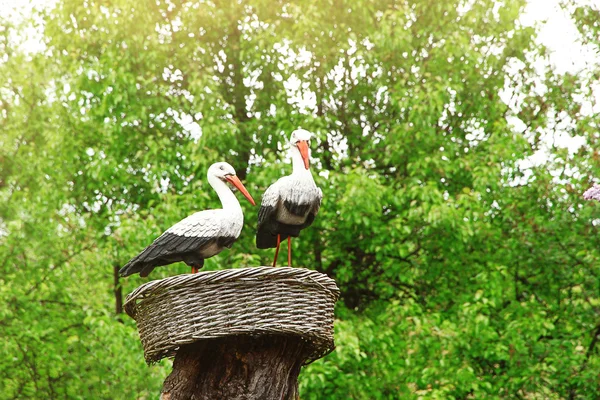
124, 266, 340, 318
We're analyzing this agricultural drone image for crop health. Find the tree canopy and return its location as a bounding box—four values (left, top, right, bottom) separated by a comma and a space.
2, 0, 600, 398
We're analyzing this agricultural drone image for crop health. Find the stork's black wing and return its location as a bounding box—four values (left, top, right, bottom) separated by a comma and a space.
256, 182, 282, 249
120, 211, 221, 277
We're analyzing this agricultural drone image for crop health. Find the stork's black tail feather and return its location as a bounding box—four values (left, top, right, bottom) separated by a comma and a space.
256, 226, 298, 249
119, 257, 151, 277
256, 229, 280, 249
119, 244, 158, 277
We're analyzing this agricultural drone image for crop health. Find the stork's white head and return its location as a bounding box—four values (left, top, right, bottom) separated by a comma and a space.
207, 162, 255, 206
289, 128, 312, 170
208, 162, 237, 180
290, 128, 312, 143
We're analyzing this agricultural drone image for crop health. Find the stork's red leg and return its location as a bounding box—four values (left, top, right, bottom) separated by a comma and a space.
287, 236, 292, 267
272, 234, 281, 268
191, 266, 198, 274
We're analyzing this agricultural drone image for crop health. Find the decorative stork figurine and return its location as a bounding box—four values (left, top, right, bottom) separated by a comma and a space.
256, 129, 323, 267
119, 162, 255, 277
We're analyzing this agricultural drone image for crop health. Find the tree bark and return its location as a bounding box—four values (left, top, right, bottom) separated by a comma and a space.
113, 264, 123, 315
160, 335, 308, 400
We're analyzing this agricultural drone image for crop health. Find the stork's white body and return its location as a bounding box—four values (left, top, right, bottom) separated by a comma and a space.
262, 173, 321, 226
166, 173, 245, 247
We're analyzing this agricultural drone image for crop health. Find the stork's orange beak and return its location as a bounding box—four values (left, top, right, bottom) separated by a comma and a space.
297, 140, 310, 170
226, 175, 256, 206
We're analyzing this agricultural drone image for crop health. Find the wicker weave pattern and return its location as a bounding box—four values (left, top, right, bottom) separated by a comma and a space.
124, 267, 340, 364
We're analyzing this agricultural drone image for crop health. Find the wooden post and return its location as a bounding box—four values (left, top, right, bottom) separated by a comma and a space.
161, 336, 306, 400
124, 267, 339, 400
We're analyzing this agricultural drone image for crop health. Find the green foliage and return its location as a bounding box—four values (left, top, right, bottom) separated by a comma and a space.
2, 0, 600, 398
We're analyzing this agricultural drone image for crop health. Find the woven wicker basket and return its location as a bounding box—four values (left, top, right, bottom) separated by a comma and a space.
124, 266, 340, 364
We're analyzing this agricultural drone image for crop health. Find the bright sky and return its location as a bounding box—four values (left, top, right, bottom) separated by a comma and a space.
0, 0, 51, 19
523, 0, 600, 74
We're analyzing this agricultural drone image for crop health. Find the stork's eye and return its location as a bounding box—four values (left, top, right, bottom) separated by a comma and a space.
220, 165, 224, 170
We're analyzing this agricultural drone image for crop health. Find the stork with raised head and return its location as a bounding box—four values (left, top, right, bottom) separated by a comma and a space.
256, 129, 323, 267
119, 162, 255, 277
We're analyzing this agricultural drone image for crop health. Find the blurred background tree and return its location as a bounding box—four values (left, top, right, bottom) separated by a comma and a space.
2, 0, 600, 398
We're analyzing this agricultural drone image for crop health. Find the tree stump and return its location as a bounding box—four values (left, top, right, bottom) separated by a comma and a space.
124, 267, 339, 400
